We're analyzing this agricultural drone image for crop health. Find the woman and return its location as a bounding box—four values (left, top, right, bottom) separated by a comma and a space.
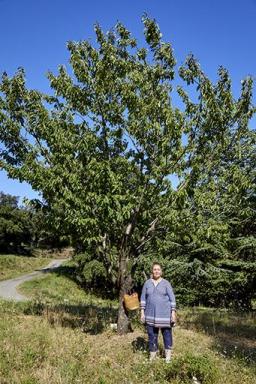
140, 262, 176, 362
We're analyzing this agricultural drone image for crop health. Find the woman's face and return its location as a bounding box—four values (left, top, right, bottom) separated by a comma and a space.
152, 264, 162, 279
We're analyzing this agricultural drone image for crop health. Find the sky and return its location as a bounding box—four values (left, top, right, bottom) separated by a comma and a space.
0, 0, 256, 203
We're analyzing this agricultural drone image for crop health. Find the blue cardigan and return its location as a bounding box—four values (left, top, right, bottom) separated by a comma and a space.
140, 278, 176, 328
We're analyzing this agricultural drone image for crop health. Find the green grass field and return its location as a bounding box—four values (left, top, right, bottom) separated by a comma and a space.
0, 254, 53, 281
0, 262, 255, 384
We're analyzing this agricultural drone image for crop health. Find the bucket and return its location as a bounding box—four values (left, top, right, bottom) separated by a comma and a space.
123, 292, 140, 311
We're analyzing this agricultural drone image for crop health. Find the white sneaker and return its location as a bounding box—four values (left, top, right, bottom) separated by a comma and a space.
165, 349, 172, 363
149, 351, 157, 361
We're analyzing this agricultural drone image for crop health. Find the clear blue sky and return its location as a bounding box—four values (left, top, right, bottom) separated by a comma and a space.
1, 0, 256, 203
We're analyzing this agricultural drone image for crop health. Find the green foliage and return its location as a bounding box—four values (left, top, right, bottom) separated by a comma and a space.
74, 252, 110, 292
0, 192, 32, 253
0, 191, 71, 253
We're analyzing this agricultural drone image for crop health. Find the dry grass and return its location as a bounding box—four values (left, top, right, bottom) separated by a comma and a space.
0, 265, 255, 383
0, 309, 255, 384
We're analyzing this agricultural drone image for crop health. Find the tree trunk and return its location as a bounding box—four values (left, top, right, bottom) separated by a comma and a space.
117, 251, 133, 334
117, 282, 130, 335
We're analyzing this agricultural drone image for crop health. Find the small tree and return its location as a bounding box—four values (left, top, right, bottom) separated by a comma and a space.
0, 16, 255, 332
0, 192, 31, 253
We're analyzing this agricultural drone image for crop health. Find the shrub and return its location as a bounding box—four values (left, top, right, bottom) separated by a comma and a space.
164, 353, 219, 384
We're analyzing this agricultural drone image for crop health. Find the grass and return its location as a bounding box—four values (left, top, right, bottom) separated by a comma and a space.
18, 262, 118, 334
0, 263, 255, 383
0, 254, 53, 281
18, 260, 116, 306
178, 307, 256, 365
0, 303, 255, 384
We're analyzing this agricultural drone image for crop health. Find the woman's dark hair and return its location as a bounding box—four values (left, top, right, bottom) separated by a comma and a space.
151, 262, 162, 270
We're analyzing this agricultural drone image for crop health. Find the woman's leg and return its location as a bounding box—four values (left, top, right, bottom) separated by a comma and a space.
161, 327, 172, 350
161, 327, 173, 362
146, 325, 159, 359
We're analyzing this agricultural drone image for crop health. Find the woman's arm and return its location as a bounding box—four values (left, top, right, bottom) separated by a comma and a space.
140, 282, 147, 310
166, 281, 177, 322
140, 282, 147, 323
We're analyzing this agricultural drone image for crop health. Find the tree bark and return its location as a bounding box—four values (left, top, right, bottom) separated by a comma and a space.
117, 279, 132, 335
117, 210, 140, 334
117, 250, 133, 334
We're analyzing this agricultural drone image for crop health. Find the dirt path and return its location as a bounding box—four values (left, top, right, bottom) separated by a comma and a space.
0, 259, 67, 301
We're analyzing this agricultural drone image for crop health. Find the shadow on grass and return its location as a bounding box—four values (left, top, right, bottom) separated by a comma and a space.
180, 308, 256, 366
23, 301, 118, 335
34, 264, 76, 276
132, 336, 148, 353
132, 334, 169, 358
213, 333, 256, 365
23, 263, 119, 335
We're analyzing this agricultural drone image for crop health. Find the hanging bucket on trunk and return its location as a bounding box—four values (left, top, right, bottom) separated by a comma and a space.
123, 292, 140, 311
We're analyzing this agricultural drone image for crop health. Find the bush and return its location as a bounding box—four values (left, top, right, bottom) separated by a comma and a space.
164, 353, 219, 384
134, 254, 255, 310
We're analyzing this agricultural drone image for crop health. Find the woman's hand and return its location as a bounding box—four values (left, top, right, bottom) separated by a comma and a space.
140, 310, 145, 324
171, 310, 177, 324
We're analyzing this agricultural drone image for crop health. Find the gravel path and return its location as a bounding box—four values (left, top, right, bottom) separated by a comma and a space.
0, 259, 67, 301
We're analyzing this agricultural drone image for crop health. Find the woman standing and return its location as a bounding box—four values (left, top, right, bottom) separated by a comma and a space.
140, 262, 176, 362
